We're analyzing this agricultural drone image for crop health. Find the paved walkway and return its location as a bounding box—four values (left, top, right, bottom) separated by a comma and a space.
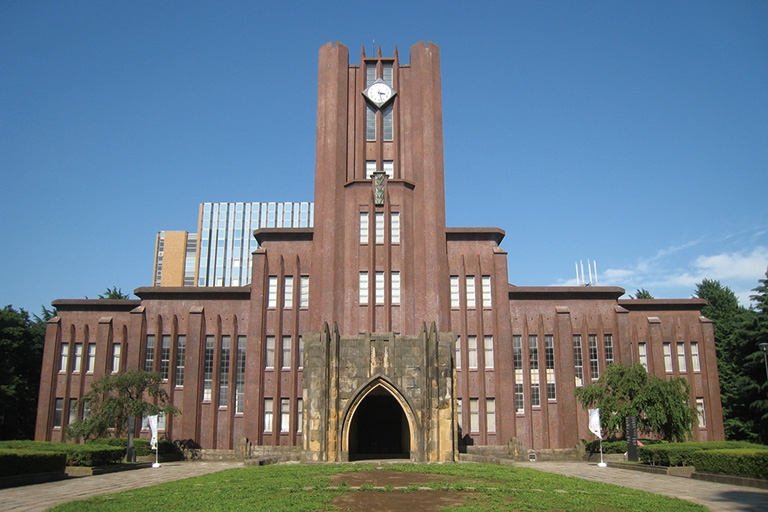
0, 461, 241, 511
525, 461, 768, 512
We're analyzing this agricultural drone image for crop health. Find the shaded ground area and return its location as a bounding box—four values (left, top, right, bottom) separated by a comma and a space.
329, 469, 468, 487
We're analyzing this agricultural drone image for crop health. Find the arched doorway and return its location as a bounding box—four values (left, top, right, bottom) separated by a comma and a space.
348, 386, 410, 460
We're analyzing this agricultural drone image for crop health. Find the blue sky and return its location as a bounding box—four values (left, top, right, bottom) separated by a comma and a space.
2, 1, 766, 314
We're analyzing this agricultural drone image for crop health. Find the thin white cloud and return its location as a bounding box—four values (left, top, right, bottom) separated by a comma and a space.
694, 246, 768, 281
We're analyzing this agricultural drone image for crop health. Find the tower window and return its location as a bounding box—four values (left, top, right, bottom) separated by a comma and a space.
382, 103, 393, 141
366, 104, 376, 141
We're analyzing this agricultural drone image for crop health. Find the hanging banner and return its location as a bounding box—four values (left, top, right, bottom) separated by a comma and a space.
148, 415, 158, 450
588, 408, 601, 438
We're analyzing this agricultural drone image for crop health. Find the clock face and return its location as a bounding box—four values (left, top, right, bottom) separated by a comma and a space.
364, 80, 396, 108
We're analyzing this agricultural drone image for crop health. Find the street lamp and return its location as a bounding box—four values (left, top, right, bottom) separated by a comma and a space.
759, 343, 768, 384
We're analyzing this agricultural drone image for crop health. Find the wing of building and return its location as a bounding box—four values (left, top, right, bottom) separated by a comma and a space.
35, 42, 724, 462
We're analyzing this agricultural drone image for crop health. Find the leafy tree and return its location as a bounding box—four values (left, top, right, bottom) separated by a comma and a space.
630, 288, 654, 299
575, 363, 695, 441
66, 370, 179, 440
98, 287, 131, 300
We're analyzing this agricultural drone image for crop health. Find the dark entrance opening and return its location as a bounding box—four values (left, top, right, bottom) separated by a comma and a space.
348, 387, 410, 461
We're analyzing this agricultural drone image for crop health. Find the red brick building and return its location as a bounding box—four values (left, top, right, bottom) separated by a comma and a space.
35, 42, 724, 461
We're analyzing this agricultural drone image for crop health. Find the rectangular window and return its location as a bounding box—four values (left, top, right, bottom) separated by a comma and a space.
531, 383, 541, 407
456, 397, 462, 428
300, 276, 310, 308
69, 398, 78, 425
677, 342, 687, 373
450, 276, 460, 308
366, 104, 376, 141
264, 398, 273, 432
455, 336, 461, 370
529, 335, 539, 370
513, 335, 523, 370
375, 212, 384, 244
53, 398, 63, 428
574, 335, 584, 387
382, 103, 393, 141
481, 276, 492, 307
390, 212, 400, 244
391, 272, 401, 305
265, 336, 275, 369
484, 335, 494, 369
375, 271, 385, 304
175, 335, 186, 387
281, 398, 290, 433
360, 212, 369, 244
466, 276, 476, 308
86, 344, 96, 373
297, 398, 303, 433
638, 342, 648, 369
235, 336, 246, 414
365, 160, 377, 179
467, 335, 478, 369
219, 336, 230, 405
82, 400, 91, 419
284, 276, 294, 308
696, 397, 706, 427
514, 384, 524, 413
588, 335, 599, 380
282, 336, 291, 369
469, 398, 479, 432
298, 336, 304, 369
359, 271, 369, 304
203, 336, 215, 401
160, 335, 171, 380
73, 343, 82, 373
111, 343, 121, 373
382, 160, 394, 178
486, 398, 496, 433
547, 382, 557, 401
267, 276, 278, 308
144, 335, 155, 373
663, 343, 673, 372
691, 342, 701, 372
544, 335, 555, 370
604, 334, 614, 366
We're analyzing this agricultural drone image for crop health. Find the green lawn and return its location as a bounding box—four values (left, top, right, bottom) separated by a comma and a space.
50, 463, 707, 511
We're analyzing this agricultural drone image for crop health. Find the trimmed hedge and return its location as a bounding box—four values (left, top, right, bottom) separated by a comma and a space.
0, 449, 67, 477
639, 441, 768, 467
87, 437, 179, 456
690, 449, 768, 479
0, 440, 123, 467
585, 439, 662, 454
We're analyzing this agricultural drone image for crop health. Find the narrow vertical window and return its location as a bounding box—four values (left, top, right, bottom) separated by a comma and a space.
696, 398, 706, 427
300, 276, 310, 308
297, 398, 303, 433
175, 336, 186, 386
514, 384, 524, 413
375, 212, 384, 244
382, 103, 394, 141
663, 343, 673, 372
282, 336, 291, 369
59, 343, 69, 372
638, 342, 648, 369
545, 335, 556, 400
267, 276, 278, 308
531, 383, 541, 407
160, 335, 171, 380
284, 276, 294, 308
359, 272, 369, 304
486, 398, 496, 433
365, 160, 377, 179
111, 343, 121, 373
469, 398, 479, 432
86, 344, 96, 373
53, 398, 63, 428
235, 336, 246, 413
691, 342, 701, 372
677, 342, 687, 373
281, 398, 290, 433
264, 398, 273, 432
481, 276, 492, 307
588, 335, 599, 379
390, 212, 400, 244
219, 336, 230, 405
360, 212, 369, 243
265, 336, 275, 369
573, 335, 583, 387
450, 276, 460, 308
456, 397, 463, 429
466, 276, 476, 308
391, 272, 401, 305
144, 335, 155, 373
82, 400, 91, 419
366, 104, 376, 141
604, 334, 614, 366
467, 335, 478, 369
383, 160, 394, 178
455, 336, 461, 370
375, 271, 385, 304
484, 335, 494, 369
68, 398, 78, 425
73, 343, 82, 373
513, 335, 523, 370
529, 335, 539, 370
298, 336, 304, 369
203, 335, 214, 401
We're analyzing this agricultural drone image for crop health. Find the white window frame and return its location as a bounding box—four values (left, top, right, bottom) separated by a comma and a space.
111, 343, 121, 373
638, 342, 648, 370
486, 398, 496, 433
266, 336, 275, 369
267, 276, 278, 308
390, 212, 400, 244
359, 271, 369, 304
467, 335, 478, 369
360, 212, 369, 244
484, 335, 494, 369
73, 343, 82, 373
375, 212, 385, 244
696, 397, 706, 427
455, 336, 461, 370
375, 271, 385, 304
469, 398, 479, 432
300, 276, 310, 308
282, 336, 291, 370
264, 398, 273, 432
280, 398, 290, 433
466, 276, 476, 309
677, 342, 687, 373
663, 342, 673, 373
691, 342, 701, 372
481, 276, 492, 308
391, 271, 400, 305
450, 276, 460, 308
86, 343, 96, 373
284, 276, 294, 308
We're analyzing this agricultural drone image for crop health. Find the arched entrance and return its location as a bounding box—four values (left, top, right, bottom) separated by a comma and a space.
347, 386, 410, 460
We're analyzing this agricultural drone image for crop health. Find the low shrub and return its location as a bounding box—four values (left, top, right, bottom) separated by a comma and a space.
0, 449, 67, 477
690, 449, 768, 479
0, 440, 123, 467
639, 441, 768, 467
87, 437, 180, 457
584, 439, 662, 454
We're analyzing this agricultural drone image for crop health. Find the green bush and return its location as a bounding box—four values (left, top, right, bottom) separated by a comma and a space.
690, 449, 768, 479
639, 441, 768, 467
0, 449, 67, 477
87, 437, 179, 456
0, 440, 123, 467
584, 439, 662, 454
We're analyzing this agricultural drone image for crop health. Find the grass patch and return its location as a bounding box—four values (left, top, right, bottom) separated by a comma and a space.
50, 463, 707, 511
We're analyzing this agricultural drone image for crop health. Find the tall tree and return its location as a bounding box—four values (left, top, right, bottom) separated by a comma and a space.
630, 288, 654, 299
98, 287, 130, 300
0, 306, 46, 439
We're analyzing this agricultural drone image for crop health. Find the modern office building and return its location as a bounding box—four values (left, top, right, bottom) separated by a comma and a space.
36, 42, 724, 462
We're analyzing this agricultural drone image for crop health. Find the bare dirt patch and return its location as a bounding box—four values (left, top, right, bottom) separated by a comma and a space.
329, 469, 466, 487
330, 490, 470, 512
